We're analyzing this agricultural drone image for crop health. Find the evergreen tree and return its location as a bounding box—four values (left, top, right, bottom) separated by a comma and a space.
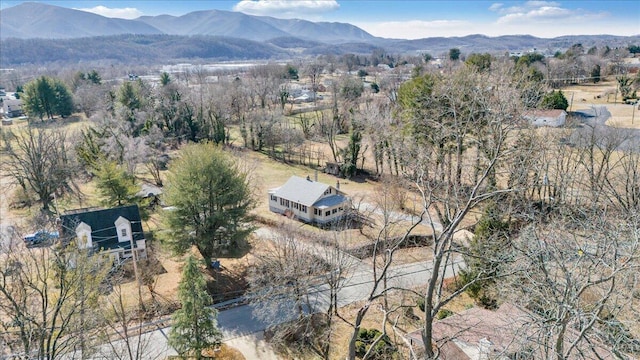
53, 79, 74, 117
459, 202, 511, 308
540, 90, 569, 110
341, 122, 363, 178
591, 64, 601, 84
465, 53, 492, 72
22, 76, 73, 120
169, 256, 222, 359
449, 47, 461, 61
87, 70, 102, 84
160, 72, 171, 86
95, 161, 138, 207
163, 142, 254, 261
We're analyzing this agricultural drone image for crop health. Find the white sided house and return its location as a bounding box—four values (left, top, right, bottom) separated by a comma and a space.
524, 109, 567, 127
60, 205, 147, 265
269, 176, 349, 224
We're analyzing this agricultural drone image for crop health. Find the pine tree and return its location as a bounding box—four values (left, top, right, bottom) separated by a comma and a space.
163, 142, 254, 260
22, 76, 74, 120
95, 161, 138, 207
169, 256, 222, 359
540, 90, 569, 110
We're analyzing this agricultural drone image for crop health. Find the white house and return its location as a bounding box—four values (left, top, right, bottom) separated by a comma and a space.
269, 176, 349, 224
523, 109, 567, 127
60, 205, 147, 265
2, 98, 23, 118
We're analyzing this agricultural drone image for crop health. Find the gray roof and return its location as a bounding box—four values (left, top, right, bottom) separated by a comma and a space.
273, 176, 342, 207
313, 194, 347, 209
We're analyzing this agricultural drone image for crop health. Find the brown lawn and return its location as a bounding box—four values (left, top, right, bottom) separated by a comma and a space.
562, 79, 640, 129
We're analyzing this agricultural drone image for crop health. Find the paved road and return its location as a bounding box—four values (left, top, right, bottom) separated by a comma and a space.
359, 202, 444, 233
101, 247, 463, 360
572, 105, 640, 152
78, 201, 461, 359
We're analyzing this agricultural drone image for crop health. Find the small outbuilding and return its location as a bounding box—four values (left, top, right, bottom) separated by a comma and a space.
523, 109, 567, 127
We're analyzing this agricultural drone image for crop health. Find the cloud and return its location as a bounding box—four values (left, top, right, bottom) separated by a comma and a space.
488, 3, 504, 12
233, 0, 339, 18
491, 1, 606, 24
75, 5, 143, 19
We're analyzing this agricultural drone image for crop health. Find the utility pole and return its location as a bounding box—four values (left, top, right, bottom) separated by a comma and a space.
128, 222, 145, 313
569, 91, 575, 112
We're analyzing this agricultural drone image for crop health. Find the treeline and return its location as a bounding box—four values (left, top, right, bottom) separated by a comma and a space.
0, 35, 286, 66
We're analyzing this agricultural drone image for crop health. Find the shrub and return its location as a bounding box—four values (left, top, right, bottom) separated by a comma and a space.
436, 309, 454, 320
540, 90, 569, 110
355, 328, 396, 359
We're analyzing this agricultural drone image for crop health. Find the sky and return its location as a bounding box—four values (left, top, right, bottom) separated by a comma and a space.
1, 0, 638, 39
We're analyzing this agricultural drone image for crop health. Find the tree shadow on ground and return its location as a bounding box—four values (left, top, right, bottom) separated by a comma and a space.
207, 266, 248, 303
28, 115, 82, 129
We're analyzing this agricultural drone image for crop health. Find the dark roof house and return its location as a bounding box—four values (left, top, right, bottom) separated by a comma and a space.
60, 205, 147, 264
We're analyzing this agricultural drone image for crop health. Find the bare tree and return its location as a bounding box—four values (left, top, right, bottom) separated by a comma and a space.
2, 126, 79, 213
393, 66, 524, 359
504, 215, 639, 359
0, 231, 110, 359
312, 229, 358, 359
247, 225, 329, 357
304, 61, 325, 103
248, 64, 283, 109
95, 282, 161, 360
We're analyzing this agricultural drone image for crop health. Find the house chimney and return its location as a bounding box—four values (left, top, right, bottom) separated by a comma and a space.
314, 169, 318, 182
336, 180, 340, 190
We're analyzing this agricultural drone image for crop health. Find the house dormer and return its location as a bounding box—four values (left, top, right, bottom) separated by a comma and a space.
115, 216, 132, 243
76, 222, 93, 249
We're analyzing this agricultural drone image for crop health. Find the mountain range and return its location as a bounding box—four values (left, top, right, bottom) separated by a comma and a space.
1, 2, 638, 66
0, 2, 374, 43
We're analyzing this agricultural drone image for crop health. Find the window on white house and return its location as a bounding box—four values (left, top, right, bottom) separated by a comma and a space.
271, 195, 277, 201
325, 211, 330, 217
120, 228, 127, 237
301, 205, 307, 212
332, 208, 337, 214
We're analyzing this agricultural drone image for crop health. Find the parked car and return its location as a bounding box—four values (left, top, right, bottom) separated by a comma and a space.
23, 230, 59, 245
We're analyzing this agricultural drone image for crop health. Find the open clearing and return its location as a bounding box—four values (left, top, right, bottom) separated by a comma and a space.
563, 79, 640, 128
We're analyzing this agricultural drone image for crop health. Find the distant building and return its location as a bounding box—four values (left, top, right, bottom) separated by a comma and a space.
2, 98, 23, 118
523, 109, 567, 127
60, 205, 147, 265
268, 176, 349, 224
325, 161, 343, 176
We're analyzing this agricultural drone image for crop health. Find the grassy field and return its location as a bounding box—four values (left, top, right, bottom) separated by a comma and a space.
563, 79, 640, 128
